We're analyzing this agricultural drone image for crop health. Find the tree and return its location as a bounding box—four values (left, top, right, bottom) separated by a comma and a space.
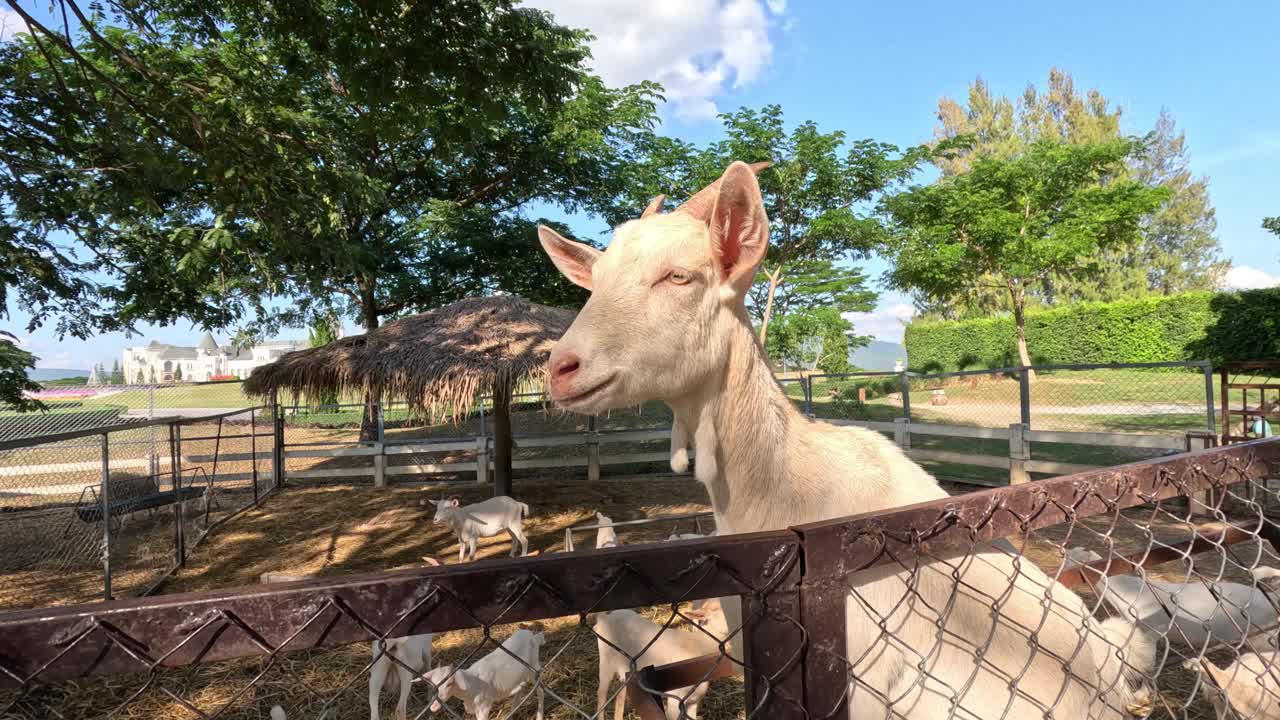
932, 70, 1226, 310
1265, 217, 1280, 237
0, 332, 41, 410
880, 139, 1170, 376
616, 105, 921, 344
173, 364, 182, 382
766, 308, 865, 374
110, 359, 123, 384
136, 368, 145, 384
307, 314, 341, 411
0, 0, 658, 340
147, 367, 156, 384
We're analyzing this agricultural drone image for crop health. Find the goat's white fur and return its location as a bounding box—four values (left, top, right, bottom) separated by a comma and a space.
427, 495, 529, 561
370, 556, 441, 720
270, 706, 287, 720
592, 604, 728, 720
422, 628, 545, 720
539, 161, 1157, 719
595, 512, 620, 549
1187, 652, 1280, 719
670, 414, 692, 473
1066, 547, 1280, 653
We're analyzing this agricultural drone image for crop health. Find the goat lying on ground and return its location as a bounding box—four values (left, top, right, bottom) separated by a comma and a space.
1066, 547, 1280, 654
593, 599, 730, 720
539, 161, 1156, 719
595, 512, 619, 549
422, 627, 545, 720
425, 495, 529, 561
1187, 652, 1280, 719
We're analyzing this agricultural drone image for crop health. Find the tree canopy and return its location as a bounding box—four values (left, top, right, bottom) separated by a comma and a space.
618, 104, 922, 347
880, 138, 1170, 372
924, 69, 1225, 317
0, 0, 656, 346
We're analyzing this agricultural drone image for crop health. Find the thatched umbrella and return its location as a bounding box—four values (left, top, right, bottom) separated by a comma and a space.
245, 295, 576, 496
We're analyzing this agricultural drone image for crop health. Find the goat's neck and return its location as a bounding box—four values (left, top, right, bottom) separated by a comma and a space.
668, 312, 801, 532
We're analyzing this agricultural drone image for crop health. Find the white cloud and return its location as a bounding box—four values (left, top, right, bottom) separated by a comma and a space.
1223, 265, 1280, 290
842, 302, 915, 344
523, 0, 785, 121
0, 8, 25, 42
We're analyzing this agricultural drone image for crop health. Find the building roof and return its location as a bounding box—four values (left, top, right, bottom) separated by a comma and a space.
196, 331, 219, 353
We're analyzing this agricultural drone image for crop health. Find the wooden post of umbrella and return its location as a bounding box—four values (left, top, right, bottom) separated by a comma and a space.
492, 376, 514, 497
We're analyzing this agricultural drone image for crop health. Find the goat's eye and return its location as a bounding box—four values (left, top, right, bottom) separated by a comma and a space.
668, 270, 692, 285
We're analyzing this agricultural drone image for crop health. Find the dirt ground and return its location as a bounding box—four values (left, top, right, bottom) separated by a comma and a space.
5, 477, 1279, 720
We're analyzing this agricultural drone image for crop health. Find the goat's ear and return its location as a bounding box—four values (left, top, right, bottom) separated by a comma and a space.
421, 555, 442, 567
448, 496, 460, 508
538, 225, 600, 290
708, 162, 769, 297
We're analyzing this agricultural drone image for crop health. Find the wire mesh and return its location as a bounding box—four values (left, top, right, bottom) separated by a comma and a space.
0, 406, 277, 613
2, 438, 1275, 720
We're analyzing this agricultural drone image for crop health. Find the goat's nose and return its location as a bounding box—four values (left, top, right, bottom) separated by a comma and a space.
550, 352, 581, 380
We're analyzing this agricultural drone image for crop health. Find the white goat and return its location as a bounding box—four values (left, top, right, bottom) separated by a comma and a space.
596, 512, 620, 549
1066, 547, 1280, 653
1188, 652, 1280, 719
539, 160, 1155, 719
593, 603, 729, 720
369, 555, 442, 720
426, 495, 529, 561
422, 627, 545, 720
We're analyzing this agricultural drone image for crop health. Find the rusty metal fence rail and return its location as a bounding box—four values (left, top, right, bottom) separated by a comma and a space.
1, 438, 1278, 719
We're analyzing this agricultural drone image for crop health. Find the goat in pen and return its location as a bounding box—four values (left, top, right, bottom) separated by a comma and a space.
538, 161, 1156, 719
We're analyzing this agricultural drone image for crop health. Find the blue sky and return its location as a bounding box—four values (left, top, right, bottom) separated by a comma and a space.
5, 0, 1279, 369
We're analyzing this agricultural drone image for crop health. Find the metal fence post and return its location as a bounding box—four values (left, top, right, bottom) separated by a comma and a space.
586, 415, 601, 483
804, 375, 814, 416
99, 432, 112, 601
740, 553, 805, 718
272, 390, 285, 489
250, 407, 260, 504
174, 423, 186, 566
1009, 423, 1030, 485
898, 371, 912, 420
1019, 368, 1032, 428
1203, 362, 1217, 435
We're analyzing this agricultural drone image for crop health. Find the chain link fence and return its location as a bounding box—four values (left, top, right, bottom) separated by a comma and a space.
0, 437, 1275, 719
0, 405, 278, 612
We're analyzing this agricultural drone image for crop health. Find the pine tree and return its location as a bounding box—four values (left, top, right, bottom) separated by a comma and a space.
110, 359, 122, 384
136, 368, 145, 384
1128, 110, 1227, 294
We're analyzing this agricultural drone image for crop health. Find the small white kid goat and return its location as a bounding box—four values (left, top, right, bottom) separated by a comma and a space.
593, 600, 730, 720
1065, 547, 1280, 653
426, 495, 529, 561
422, 627, 545, 720
1187, 652, 1280, 719
539, 161, 1155, 719
596, 512, 620, 549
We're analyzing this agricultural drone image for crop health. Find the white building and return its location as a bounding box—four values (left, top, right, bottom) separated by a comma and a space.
122, 332, 302, 383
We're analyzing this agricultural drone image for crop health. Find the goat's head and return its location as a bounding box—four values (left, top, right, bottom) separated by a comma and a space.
422, 665, 464, 713
426, 497, 460, 524
539, 161, 770, 412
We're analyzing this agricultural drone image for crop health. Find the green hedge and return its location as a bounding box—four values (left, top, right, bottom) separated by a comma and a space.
904, 289, 1280, 372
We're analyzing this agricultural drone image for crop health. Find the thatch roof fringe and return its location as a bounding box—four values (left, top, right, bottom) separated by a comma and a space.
244, 296, 576, 421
